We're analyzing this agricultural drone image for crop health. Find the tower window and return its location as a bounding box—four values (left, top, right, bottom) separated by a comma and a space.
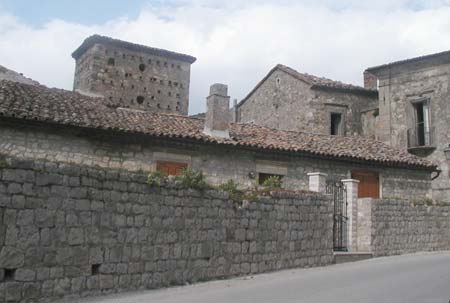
137, 96, 145, 104
330, 113, 343, 136
139, 64, 146, 72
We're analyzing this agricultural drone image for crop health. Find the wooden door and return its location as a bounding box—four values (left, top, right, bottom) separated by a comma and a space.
351, 170, 380, 198
156, 161, 187, 176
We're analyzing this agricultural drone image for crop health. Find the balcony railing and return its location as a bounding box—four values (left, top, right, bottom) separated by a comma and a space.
407, 125, 435, 149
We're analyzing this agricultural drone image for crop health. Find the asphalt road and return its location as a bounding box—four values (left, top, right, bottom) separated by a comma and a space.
75, 252, 450, 303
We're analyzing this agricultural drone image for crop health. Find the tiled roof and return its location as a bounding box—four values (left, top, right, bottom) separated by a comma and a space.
0, 65, 40, 86
0, 80, 434, 170
238, 64, 377, 108
366, 49, 450, 74
72, 35, 197, 64
277, 64, 376, 94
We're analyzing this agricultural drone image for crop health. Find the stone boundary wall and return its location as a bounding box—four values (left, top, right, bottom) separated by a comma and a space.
0, 156, 333, 302
370, 199, 450, 256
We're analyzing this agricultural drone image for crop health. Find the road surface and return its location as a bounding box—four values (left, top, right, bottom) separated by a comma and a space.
74, 252, 450, 303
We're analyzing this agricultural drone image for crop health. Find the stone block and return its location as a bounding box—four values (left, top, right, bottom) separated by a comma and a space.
22, 282, 40, 299
5, 282, 22, 302
100, 275, 114, 289
68, 228, 84, 245
0, 246, 24, 268
14, 268, 36, 281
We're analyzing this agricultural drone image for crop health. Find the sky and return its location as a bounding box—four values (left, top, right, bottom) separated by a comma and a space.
1, 0, 450, 114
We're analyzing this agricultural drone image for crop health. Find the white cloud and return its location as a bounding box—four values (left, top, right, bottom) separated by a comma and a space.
1, 1, 450, 114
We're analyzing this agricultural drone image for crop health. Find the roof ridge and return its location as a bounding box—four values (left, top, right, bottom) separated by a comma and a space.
72, 34, 197, 64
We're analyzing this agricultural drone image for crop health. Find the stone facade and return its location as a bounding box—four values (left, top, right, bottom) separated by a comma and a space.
367, 59, 450, 202
0, 156, 333, 302
73, 37, 195, 115
358, 198, 450, 256
237, 66, 378, 136
0, 121, 432, 200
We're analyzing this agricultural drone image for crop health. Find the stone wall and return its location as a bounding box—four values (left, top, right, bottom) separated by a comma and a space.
73, 43, 192, 115
361, 199, 450, 256
0, 122, 433, 200
0, 156, 333, 302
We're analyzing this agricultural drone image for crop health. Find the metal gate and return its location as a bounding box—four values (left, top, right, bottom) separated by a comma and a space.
326, 178, 348, 251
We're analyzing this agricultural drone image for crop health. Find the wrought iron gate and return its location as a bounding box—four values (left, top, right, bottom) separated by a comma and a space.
326, 178, 348, 251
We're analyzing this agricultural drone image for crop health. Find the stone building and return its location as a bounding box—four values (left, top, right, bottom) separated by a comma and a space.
236, 56, 449, 200
365, 51, 450, 201
72, 35, 196, 115
236, 64, 378, 138
0, 79, 435, 200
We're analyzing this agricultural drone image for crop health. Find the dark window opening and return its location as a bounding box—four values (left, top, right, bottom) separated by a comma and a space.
177, 65, 181, 69
151, 96, 155, 100
414, 102, 430, 146
176, 93, 180, 98
157, 104, 161, 108
148, 59, 152, 64
156, 61, 160, 65
91, 264, 100, 275
168, 92, 172, 97
139, 64, 146, 72
4, 268, 16, 281
258, 173, 283, 185
330, 113, 343, 136
157, 90, 161, 94
131, 85, 134, 89
123, 54, 126, 59
164, 62, 168, 67
107, 58, 115, 66
167, 105, 171, 110
137, 96, 145, 104
171, 63, 175, 68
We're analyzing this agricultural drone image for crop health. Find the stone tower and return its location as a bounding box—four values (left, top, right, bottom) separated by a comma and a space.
71, 35, 196, 115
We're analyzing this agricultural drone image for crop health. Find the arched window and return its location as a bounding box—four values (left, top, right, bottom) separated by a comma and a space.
107, 58, 115, 66
139, 64, 146, 72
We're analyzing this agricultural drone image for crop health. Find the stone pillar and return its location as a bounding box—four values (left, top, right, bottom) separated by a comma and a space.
342, 179, 359, 252
307, 172, 328, 193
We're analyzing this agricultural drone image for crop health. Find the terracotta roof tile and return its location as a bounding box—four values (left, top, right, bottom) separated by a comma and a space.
0, 80, 435, 170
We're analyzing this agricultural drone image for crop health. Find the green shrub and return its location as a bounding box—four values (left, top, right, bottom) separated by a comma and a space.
242, 191, 259, 203
218, 179, 242, 200
175, 168, 209, 190
147, 171, 168, 186
261, 176, 282, 190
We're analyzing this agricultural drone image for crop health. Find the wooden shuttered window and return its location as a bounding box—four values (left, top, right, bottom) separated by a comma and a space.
351, 170, 380, 198
156, 161, 187, 176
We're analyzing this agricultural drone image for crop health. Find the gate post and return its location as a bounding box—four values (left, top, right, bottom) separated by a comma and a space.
341, 179, 359, 252
307, 172, 328, 193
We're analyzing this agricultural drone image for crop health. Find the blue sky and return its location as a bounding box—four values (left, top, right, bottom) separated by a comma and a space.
1, 0, 450, 114
0, 0, 145, 25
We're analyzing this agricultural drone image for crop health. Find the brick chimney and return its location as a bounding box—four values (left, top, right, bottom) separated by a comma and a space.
203, 83, 230, 138
363, 71, 378, 90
